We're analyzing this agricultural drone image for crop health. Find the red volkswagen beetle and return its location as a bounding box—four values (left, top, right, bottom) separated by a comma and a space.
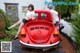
19, 10, 60, 49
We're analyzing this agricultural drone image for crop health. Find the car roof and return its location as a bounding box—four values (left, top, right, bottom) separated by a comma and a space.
34, 10, 51, 13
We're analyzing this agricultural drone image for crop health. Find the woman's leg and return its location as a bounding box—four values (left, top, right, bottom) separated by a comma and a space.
59, 25, 64, 32
14, 22, 24, 38
8, 19, 22, 29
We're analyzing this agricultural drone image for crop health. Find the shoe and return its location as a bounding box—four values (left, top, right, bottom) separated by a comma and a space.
60, 38, 62, 41
5, 27, 10, 31
13, 37, 18, 40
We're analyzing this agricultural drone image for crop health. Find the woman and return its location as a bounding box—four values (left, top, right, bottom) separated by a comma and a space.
47, 5, 64, 32
6, 4, 36, 39
48, 5, 59, 26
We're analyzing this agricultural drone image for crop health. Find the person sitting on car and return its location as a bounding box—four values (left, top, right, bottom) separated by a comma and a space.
6, 4, 36, 39
47, 5, 64, 32
48, 5, 59, 26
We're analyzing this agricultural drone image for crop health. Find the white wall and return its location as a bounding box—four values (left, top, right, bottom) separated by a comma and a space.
19, 0, 46, 19
0, 0, 19, 11
0, 0, 46, 19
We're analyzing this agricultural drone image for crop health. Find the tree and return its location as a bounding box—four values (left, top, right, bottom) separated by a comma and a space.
52, 0, 79, 16
0, 9, 12, 38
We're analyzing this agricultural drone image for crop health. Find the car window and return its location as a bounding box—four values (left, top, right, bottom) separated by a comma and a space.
41, 13, 47, 18
35, 13, 38, 18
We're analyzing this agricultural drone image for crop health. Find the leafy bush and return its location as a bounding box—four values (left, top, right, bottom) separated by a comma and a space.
71, 13, 80, 53
0, 9, 12, 27
0, 9, 18, 41
52, 0, 79, 14
0, 26, 18, 42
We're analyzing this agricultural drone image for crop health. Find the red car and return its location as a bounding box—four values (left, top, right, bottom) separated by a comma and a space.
19, 10, 60, 49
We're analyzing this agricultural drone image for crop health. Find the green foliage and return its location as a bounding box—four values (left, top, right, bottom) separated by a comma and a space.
0, 9, 12, 27
0, 26, 18, 42
71, 13, 80, 53
0, 9, 18, 42
52, 0, 79, 14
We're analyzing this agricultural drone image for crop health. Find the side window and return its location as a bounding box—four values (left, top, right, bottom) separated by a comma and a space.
41, 13, 47, 18
35, 13, 38, 18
